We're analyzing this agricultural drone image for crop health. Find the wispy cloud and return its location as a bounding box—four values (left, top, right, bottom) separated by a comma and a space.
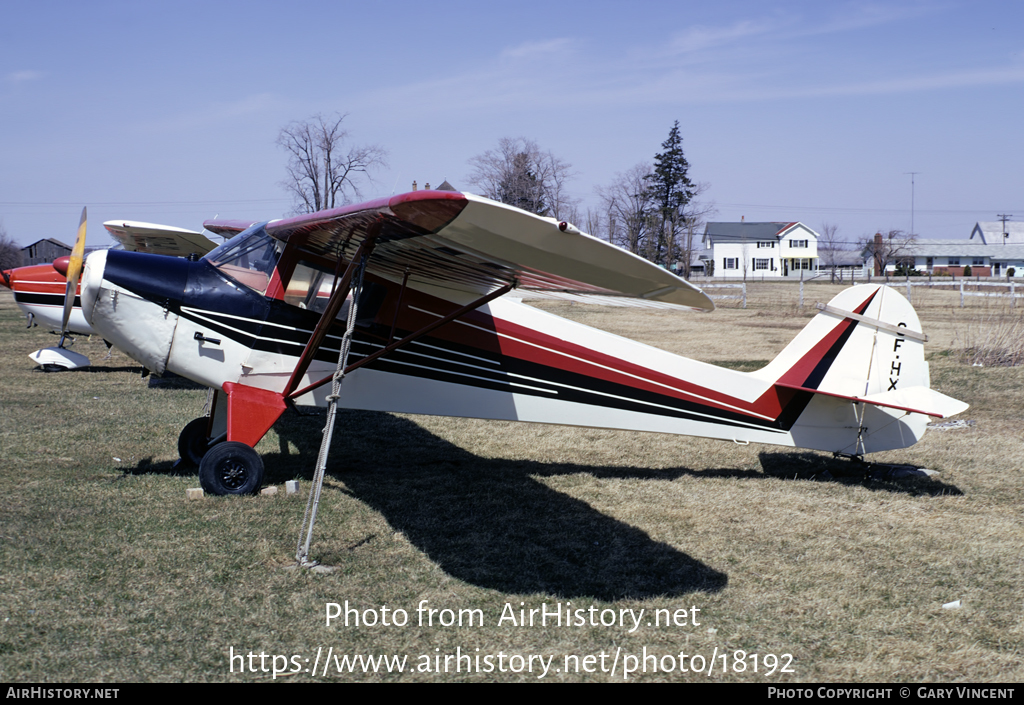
810, 2, 941, 35
6, 70, 43, 83
500, 38, 576, 60
799, 65, 1024, 98
669, 19, 780, 54
357, 3, 1024, 117
136, 93, 279, 133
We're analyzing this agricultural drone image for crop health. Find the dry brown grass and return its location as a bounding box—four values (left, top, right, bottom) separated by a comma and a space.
0, 285, 1021, 683
951, 308, 1024, 368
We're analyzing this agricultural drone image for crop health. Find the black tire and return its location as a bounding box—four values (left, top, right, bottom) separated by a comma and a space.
177, 417, 211, 466
198, 442, 264, 496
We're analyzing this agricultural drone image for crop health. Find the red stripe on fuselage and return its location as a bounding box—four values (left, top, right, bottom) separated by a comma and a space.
367, 286, 878, 426
489, 316, 784, 420
383, 286, 780, 420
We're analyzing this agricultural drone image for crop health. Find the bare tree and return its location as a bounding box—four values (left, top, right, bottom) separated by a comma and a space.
675, 184, 714, 278
277, 113, 387, 214
862, 229, 918, 279
818, 222, 847, 282
597, 163, 654, 255
597, 164, 713, 275
0, 222, 22, 273
560, 204, 604, 240
581, 208, 603, 241
467, 137, 578, 220
740, 241, 752, 282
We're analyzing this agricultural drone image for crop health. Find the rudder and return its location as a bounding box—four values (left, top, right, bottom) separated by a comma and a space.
754, 285, 966, 454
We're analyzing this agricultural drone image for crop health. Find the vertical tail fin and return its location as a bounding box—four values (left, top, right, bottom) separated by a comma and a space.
752, 284, 967, 454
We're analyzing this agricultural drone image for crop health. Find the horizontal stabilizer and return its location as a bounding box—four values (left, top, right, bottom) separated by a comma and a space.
776, 382, 969, 419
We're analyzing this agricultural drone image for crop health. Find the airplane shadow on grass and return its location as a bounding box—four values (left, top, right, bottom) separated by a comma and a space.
757, 451, 964, 497
33, 365, 143, 374
123, 409, 960, 598
268, 409, 728, 600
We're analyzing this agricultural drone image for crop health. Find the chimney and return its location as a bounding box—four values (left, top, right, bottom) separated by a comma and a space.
412, 180, 417, 191
424, 182, 430, 190
741, 215, 745, 222
873, 233, 883, 276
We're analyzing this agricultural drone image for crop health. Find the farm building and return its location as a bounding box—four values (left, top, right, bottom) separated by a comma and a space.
872, 239, 1024, 277
970, 221, 1024, 245
21, 238, 72, 266
817, 252, 867, 279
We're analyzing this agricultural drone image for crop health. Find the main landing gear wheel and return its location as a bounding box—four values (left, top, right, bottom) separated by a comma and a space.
199, 442, 264, 496
178, 417, 212, 466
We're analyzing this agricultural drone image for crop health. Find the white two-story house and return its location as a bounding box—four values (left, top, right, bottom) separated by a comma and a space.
701, 222, 819, 278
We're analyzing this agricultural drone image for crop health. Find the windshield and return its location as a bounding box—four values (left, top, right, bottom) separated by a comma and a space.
204, 223, 282, 295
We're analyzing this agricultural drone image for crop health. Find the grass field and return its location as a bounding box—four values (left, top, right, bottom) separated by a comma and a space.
1, 282, 1022, 682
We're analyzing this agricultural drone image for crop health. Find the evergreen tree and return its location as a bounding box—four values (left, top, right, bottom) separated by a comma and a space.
645, 121, 695, 266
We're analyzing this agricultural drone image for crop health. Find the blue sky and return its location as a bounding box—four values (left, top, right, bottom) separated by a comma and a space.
2, 1, 1022, 248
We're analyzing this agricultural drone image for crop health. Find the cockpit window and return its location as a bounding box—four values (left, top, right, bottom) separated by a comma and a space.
284, 260, 337, 313
204, 223, 282, 295
283, 259, 387, 324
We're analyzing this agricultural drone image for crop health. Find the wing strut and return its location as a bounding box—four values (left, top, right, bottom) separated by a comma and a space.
286, 281, 515, 401
387, 268, 411, 345
296, 250, 370, 568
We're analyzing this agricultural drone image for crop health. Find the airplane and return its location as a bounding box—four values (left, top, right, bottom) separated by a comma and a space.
0, 220, 227, 369
71, 190, 967, 498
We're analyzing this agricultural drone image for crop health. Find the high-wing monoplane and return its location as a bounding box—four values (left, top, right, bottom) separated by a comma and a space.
76, 190, 967, 496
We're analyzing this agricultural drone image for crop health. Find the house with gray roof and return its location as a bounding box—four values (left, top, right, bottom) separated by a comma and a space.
873, 239, 1024, 278
701, 221, 819, 278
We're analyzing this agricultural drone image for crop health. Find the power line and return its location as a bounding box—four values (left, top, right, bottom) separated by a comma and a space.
717, 202, 1024, 216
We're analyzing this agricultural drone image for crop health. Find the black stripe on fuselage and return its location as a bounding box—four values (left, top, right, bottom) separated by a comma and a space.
174, 300, 792, 433
14, 292, 82, 308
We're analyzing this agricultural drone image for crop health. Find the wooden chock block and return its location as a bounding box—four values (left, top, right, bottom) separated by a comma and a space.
261, 486, 279, 497
186, 488, 204, 500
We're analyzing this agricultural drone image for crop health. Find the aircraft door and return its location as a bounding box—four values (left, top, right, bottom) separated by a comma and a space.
164, 255, 274, 390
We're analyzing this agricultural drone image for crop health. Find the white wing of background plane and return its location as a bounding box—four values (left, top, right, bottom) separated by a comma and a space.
104, 220, 225, 257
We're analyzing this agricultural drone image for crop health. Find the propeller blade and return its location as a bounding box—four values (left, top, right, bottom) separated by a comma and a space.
61, 207, 87, 334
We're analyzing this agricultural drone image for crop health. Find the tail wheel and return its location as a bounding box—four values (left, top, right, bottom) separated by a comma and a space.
177, 417, 213, 465
199, 442, 264, 496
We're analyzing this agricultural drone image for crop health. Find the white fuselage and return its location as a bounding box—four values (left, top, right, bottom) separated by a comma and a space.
81, 248, 933, 456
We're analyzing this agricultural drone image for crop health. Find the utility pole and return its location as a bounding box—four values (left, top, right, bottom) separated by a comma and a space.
997, 214, 1012, 245
905, 172, 920, 236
